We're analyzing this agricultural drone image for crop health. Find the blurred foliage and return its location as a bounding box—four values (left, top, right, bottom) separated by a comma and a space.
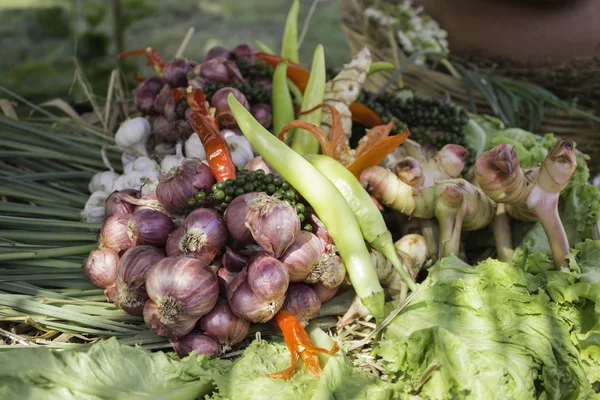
0, 0, 350, 110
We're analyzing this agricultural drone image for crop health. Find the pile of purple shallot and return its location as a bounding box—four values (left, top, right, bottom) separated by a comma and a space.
84, 157, 346, 358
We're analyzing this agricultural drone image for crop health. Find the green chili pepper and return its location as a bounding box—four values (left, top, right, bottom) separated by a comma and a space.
305, 154, 418, 291
228, 94, 385, 319
281, 0, 299, 63
272, 60, 296, 139
291, 45, 325, 155
255, 40, 303, 105
368, 61, 395, 76
287, 79, 303, 106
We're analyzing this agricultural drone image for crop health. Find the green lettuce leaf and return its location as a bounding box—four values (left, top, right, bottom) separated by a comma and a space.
209, 337, 394, 400
374, 254, 600, 400
0, 337, 229, 400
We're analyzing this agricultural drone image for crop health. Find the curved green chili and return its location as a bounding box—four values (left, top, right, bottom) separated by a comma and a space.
305, 154, 417, 291
272, 60, 295, 139
228, 94, 385, 319
281, 0, 299, 63
291, 45, 325, 155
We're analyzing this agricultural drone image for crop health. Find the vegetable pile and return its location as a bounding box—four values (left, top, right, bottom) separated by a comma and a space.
3, 1, 600, 398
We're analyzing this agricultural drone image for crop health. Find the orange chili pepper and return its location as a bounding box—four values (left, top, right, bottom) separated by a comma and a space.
118, 47, 165, 75
266, 311, 339, 380
174, 88, 236, 182
277, 120, 333, 156
347, 128, 410, 178
254, 52, 310, 93
323, 104, 346, 159
354, 122, 394, 158
349, 103, 383, 128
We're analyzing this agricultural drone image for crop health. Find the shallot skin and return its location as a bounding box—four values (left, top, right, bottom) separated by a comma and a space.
170, 332, 220, 359
200, 297, 250, 346
145, 256, 219, 318
115, 245, 165, 316
227, 255, 289, 323
156, 159, 215, 215
282, 283, 321, 326
84, 248, 119, 289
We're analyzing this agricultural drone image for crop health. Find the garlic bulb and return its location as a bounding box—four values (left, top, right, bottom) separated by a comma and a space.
115, 117, 151, 156
122, 152, 137, 171
89, 171, 120, 193
160, 143, 185, 174
83, 190, 110, 223
132, 157, 160, 174
124, 171, 160, 191
226, 135, 254, 167
141, 179, 159, 196
184, 133, 206, 160
112, 175, 127, 192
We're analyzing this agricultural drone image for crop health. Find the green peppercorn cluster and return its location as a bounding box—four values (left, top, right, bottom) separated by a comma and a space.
204, 81, 271, 105
186, 168, 311, 228
354, 91, 476, 164
234, 59, 274, 79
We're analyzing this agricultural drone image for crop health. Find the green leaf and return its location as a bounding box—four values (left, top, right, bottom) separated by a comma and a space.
0, 338, 228, 400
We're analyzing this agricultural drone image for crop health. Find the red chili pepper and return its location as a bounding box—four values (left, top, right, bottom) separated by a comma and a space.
118, 47, 165, 75
266, 311, 339, 380
175, 88, 236, 182
349, 103, 383, 128
254, 52, 310, 93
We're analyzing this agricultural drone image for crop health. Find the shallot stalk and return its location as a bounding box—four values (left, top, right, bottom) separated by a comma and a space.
475, 140, 577, 270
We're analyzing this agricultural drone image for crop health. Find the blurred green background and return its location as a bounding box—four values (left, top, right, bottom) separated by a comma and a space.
0, 0, 350, 107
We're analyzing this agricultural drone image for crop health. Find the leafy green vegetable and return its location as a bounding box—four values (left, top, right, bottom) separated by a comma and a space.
374, 250, 600, 399
210, 341, 318, 400
0, 334, 392, 400
0, 337, 229, 400
209, 338, 394, 400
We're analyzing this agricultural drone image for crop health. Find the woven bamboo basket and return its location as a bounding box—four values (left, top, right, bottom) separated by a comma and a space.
340, 0, 600, 174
